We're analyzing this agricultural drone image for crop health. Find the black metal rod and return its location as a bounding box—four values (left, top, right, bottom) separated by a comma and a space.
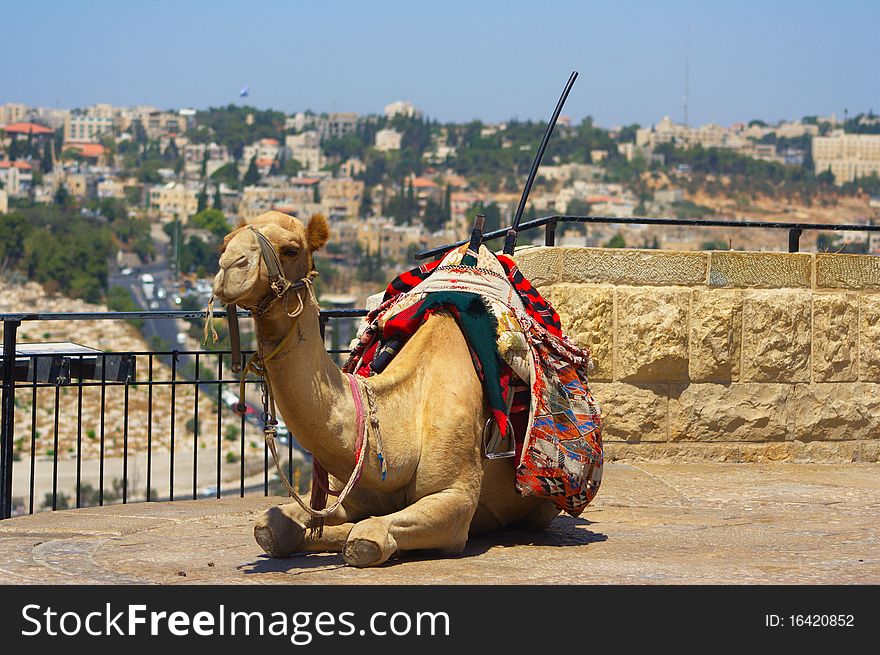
504, 71, 578, 255
216, 355, 222, 500
193, 352, 199, 500
415, 214, 880, 260
98, 354, 106, 506
0, 319, 20, 519
170, 352, 177, 501
52, 385, 60, 510
146, 355, 153, 502
29, 370, 37, 514
239, 409, 245, 498
789, 228, 803, 253
0, 309, 368, 322
75, 356, 83, 509
122, 377, 130, 504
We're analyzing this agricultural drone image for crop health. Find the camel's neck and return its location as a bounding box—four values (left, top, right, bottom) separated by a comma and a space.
254, 298, 357, 476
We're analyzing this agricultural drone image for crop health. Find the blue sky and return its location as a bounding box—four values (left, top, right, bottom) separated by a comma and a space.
1, 0, 878, 127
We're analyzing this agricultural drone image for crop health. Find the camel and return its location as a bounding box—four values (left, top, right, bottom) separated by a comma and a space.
213, 210, 559, 567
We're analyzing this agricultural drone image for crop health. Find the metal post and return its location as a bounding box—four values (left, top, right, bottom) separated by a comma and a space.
788, 228, 802, 253
545, 220, 558, 247
1, 319, 21, 519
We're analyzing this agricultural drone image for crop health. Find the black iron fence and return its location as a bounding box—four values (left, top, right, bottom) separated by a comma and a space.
0, 309, 366, 518
416, 214, 880, 260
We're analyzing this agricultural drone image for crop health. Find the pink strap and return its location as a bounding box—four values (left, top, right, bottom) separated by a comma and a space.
347, 374, 366, 465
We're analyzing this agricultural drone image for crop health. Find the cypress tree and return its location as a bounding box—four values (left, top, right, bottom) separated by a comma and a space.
212, 186, 223, 210
243, 155, 260, 186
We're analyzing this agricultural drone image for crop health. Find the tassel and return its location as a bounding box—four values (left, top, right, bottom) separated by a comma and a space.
308, 459, 329, 538
203, 296, 219, 345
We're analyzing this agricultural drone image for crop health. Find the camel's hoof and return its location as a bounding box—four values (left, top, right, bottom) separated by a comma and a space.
343, 538, 385, 567
254, 506, 305, 558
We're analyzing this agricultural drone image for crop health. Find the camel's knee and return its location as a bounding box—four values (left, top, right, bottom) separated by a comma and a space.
343, 518, 398, 568
254, 505, 306, 558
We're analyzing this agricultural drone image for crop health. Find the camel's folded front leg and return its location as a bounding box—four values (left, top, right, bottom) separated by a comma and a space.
343, 487, 479, 567
254, 499, 352, 558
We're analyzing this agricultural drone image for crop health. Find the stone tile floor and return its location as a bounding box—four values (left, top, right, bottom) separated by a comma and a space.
0, 462, 877, 584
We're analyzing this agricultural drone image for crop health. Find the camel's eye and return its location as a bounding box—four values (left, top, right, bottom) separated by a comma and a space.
280, 246, 299, 257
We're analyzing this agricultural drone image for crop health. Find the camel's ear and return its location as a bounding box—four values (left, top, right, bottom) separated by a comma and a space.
306, 213, 329, 252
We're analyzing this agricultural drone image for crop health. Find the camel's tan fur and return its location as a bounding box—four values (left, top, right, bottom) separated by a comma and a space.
213, 211, 558, 567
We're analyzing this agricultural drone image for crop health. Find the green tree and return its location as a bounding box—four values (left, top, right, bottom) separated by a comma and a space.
41, 140, 54, 173
211, 162, 240, 189
243, 156, 260, 186
212, 185, 223, 210
197, 184, 208, 213
189, 208, 230, 239
604, 233, 626, 248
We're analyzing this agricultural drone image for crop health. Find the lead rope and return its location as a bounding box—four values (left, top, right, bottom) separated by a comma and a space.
225, 277, 373, 538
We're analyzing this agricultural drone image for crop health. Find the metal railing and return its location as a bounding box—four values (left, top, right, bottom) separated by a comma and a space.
0, 309, 366, 518
415, 214, 880, 260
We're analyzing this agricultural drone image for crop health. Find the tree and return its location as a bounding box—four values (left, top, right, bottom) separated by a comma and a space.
243, 155, 260, 186
359, 186, 372, 218
422, 199, 447, 233
41, 140, 54, 173
212, 186, 223, 210
190, 208, 230, 239
604, 233, 626, 248
211, 162, 240, 189
54, 184, 70, 208
197, 184, 208, 213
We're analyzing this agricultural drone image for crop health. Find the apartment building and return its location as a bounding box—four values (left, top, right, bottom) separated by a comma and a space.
285, 131, 325, 171
64, 113, 114, 143
0, 102, 28, 126
812, 131, 880, 183
148, 182, 198, 220
384, 101, 420, 119
318, 112, 358, 140
319, 177, 365, 217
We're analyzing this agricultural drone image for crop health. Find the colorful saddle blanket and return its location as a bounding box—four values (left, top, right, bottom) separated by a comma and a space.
343, 245, 603, 515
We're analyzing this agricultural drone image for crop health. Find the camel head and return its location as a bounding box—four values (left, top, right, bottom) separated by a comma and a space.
213, 210, 329, 310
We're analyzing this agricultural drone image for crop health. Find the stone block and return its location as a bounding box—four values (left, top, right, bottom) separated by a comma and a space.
511, 246, 561, 286
792, 383, 880, 441
741, 290, 811, 382
540, 284, 614, 380
616, 288, 690, 381
590, 382, 668, 442
816, 253, 880, 289
860, 294, 880, 381
812, 293, 858, 382
689, 289, 742, 382
668, 383, 794, 442
558, 248, 707, 286
708, 251, 812, 288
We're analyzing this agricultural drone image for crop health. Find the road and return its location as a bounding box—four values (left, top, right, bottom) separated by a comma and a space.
108, 222, 199, 368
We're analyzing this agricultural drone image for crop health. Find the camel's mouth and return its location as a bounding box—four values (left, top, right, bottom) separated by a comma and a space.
213, 236, 262, 305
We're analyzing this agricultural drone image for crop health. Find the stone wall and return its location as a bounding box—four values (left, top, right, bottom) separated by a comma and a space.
514, 247, 880, 463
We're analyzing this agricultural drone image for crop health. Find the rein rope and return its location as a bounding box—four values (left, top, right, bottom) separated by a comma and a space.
206, 225, 381, 537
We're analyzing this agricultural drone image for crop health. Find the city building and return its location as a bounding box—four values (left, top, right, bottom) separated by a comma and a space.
285, 131, 325, 171
812, 131, 880, 184
384, 101, 420, 119
374, 128, 402, 152
0, 103, 29, 126
64, 113, 114, 143
317, 112, 358, 141
148, 182, 198, 221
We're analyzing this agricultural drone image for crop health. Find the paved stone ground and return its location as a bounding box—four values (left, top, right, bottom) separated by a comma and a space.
1, 462, 878, 584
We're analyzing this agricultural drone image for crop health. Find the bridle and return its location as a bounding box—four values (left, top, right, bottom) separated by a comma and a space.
205, 223, 379, 537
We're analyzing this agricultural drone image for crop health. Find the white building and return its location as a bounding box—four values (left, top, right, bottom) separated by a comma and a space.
384, 101, 419, 119
64, 114, 114, 143
375, 128, 402, 152
813, 131, 880, 184
285, 131, 325, 171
